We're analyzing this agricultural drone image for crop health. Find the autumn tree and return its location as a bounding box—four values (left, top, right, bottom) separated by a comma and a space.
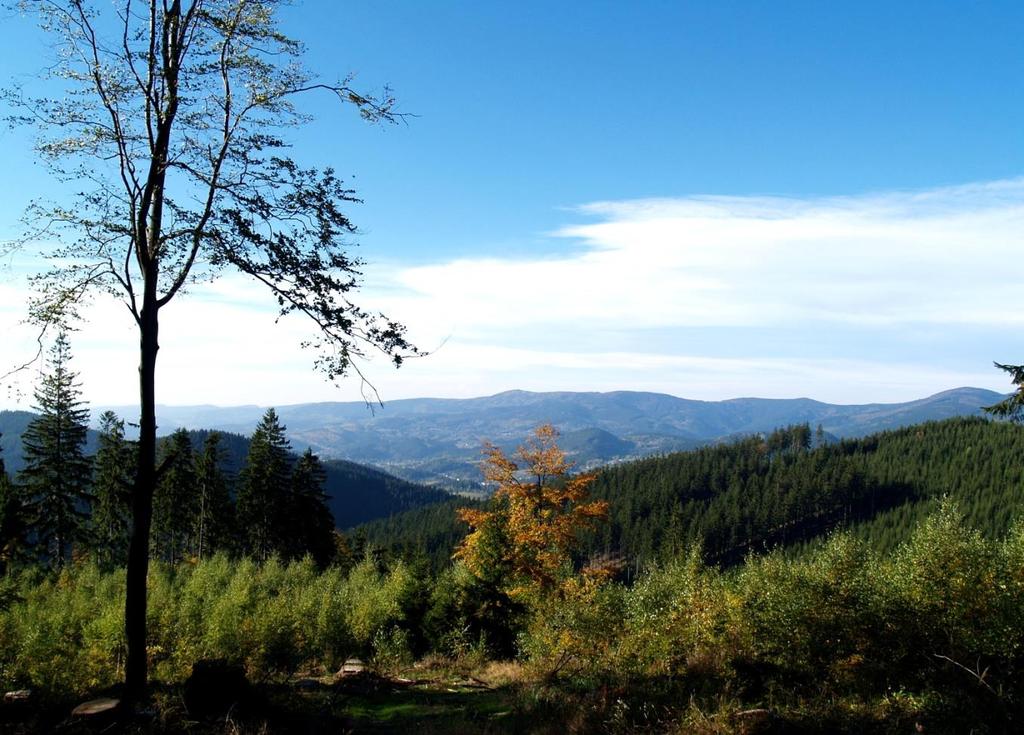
456, 424, 609, 598
5, 0, 416, 698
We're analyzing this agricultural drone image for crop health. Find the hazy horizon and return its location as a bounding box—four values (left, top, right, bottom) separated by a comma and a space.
0, 385, 1003, 423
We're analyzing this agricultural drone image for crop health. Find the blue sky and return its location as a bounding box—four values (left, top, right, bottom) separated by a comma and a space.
2, 1, 1024, 408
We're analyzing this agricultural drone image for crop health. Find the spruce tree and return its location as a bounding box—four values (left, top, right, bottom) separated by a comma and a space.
152, 429, 197, 564
90, 411, 134, 568
17, 333, 92, 569
194, 432, 234, 560
987, 362, 1024, 420
288, 449, 335, 565
238, 409, 293, 560
0, 440, 24, 574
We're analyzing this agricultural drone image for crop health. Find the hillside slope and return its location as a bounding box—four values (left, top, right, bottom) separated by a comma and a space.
356, 417, 1024, 568
0, 414, 447, 530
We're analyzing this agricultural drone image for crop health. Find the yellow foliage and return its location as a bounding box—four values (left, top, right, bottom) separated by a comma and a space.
456, 424, 609, 596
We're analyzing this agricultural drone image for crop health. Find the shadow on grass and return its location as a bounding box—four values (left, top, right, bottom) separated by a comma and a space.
1, 666, 1012, 735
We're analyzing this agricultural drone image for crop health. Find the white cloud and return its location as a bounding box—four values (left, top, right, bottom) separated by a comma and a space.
387, 178, 1024, 340
2, 178, 1022, 408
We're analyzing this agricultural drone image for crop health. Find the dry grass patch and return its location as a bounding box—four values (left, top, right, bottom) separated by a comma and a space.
476, 660, 531, 687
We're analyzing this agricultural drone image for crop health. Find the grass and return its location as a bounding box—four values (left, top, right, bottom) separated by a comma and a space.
0, 660, 564, 734
0, 663, 961, 735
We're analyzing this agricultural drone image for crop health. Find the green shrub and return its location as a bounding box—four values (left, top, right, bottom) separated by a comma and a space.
891, 501, 1008, 660
371, 625, 413, 674
1, 564, 125, 697
424, 561, 525, 659
620, 547, 740, 679
738, 532, 888, 689
342, 555, 418, 654
305, 565, 354, 670
518, 575, 624, 682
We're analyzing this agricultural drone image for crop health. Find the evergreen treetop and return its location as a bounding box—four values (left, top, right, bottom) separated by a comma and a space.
153, 429, 198, 564
238, 409, 293, 561
17, 333, 92, 568
89, 411, 133, 568
194, 431, 234, 560
288, 448, 335, 565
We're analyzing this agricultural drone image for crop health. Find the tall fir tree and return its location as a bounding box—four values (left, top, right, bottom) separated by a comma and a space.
152, 429, 197, 564
287, 449, 335, 565
238, 409, 293, 561
0, 437, 24, 574
89, 411, 134, 568
194, 432, 234, 560
17, 333, 92, 569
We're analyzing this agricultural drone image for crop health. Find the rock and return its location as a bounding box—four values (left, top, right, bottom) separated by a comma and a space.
183, 659, 252, 718
3, 690, 30, 703
71, 697, 120, 717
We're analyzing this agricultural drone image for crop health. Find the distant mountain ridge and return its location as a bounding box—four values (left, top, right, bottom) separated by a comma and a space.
94, 386, 1006, 487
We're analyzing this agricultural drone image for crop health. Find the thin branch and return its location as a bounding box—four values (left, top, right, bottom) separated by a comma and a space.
932, 654, 999, 697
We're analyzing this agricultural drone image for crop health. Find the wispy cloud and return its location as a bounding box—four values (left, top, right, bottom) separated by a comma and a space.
389, 178, 1024, 341
2, 179, 1021, 407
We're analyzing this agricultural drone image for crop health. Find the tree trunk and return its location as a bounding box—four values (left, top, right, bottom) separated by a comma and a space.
124, 281, 159, 702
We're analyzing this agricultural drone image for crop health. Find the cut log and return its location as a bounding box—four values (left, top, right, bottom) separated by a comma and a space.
336, 658, 366, 676
71, 697, 120, 717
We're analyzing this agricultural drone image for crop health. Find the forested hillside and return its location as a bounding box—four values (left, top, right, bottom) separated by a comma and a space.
6, 421, 1024, 733
181, 428, 450, 528
0, 410, 100, 473
356, 417, 1024, 568
1, 415, 448, 532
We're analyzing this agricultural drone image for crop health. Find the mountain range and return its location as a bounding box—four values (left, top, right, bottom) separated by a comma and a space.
93, 386, 1006, 488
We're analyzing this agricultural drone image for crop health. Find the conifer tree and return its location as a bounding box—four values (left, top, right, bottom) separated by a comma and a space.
987, 362, 1024, 420
0, 441, 23, 574
194, 432, 234, 560
89, 411, 133, 567
152, 429, 197, 563
17, 334, 92, 568
238, 409, 293, 560
288, 449, 335, 565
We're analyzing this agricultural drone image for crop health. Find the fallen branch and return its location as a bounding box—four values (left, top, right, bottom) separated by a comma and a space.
932, 653, 999, 697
